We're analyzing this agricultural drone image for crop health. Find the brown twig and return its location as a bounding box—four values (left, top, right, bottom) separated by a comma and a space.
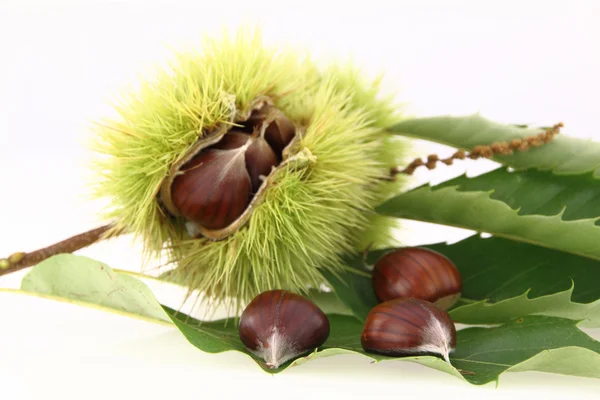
0, 224, 116, 277
391, 122, 564, 176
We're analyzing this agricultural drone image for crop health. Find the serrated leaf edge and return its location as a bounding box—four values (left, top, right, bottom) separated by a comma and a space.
452, 284, 600, 328
378, 185, 600, 261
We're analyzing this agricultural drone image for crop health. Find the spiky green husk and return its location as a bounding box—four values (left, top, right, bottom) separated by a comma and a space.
91, 30, 406, 309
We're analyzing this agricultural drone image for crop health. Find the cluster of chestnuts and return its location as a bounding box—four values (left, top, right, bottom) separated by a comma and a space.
161, 103, 296, 237
238, 247, 462, 368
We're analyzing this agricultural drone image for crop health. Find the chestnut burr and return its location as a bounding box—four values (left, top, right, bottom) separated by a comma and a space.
361, 298, 456, 363
239, 290, 330, 368
372, 247, 462, 310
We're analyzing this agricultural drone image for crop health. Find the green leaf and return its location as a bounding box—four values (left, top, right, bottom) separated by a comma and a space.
165, 307, 372, 373
428, 235, 600, 304
307, 289, 353, 315
449, 316, 600, 385
436, 168, 600, 224
449, 288, 600, 328
321, 258, 381, 322
426, 235, 600, 327
326, 235, 600, 326
166, 307, 460, 378
13, 255, 600, 385
327, 260, 600, 328
390, 115, 600, 175
377, 184, 600, 261
167, 307, 600, 385
19, 254, 171, 324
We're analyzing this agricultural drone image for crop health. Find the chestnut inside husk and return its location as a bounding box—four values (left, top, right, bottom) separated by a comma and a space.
159, 98, 300, 240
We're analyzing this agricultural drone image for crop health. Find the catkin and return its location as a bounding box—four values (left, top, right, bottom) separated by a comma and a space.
393, 122, 563, 176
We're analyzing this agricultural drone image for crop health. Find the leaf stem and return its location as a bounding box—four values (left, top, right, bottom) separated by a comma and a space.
0, 223, 117, 276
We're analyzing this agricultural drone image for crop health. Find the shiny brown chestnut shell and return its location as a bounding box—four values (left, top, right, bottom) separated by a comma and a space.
244, 136, 278, 193
264, 113, 296, 155
245, 105, 296, 155
211, 130, 250, 149
372, 247, 462, 310
239, 290, 330, 369
211, 131, 278, 193
361, 298, 456, 363
171, 147, 252, 230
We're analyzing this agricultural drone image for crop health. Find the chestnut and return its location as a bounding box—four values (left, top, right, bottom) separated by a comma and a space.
212, 131, 278, 193
171, 147, 252, 230
211, 130, 251, 150
245, 136, 278, 193
264, 113, 295, 155
372, 247, 462, 310
361, 298, 456, 363
239, 290, 330, 368
244, 105, 296, 154
168, 105, 294, 234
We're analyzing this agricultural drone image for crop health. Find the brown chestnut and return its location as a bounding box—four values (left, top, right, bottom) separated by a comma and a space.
211, 130, 251, 150
372, 247, 462, 310
245, 136, 278, 193
171, 147, 251, 230
239, 290, 330, 368
361, 298, 456, 363
264, 113, 295, 155
212, 131, 278, 193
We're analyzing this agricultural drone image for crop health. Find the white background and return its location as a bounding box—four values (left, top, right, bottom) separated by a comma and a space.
1, 0, 600, 398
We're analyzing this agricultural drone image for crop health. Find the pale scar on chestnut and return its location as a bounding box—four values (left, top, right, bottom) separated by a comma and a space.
361, 298, 457, 364
238, 290, 330, 368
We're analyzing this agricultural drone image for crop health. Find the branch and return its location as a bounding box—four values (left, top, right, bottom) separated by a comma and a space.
0, 224, 117, 277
